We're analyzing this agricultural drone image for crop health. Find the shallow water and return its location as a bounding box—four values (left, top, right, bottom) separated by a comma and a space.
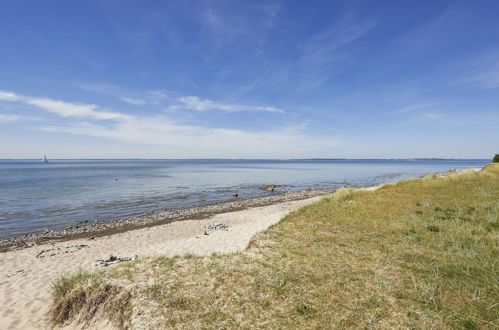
0, 159, 488, 238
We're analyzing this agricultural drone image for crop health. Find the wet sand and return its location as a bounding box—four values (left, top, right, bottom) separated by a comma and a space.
0, 189, 335, 252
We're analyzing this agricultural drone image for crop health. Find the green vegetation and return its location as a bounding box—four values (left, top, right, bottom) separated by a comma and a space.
51, 269, 88, 300
50, 164, 499, 329
50, 270, 132, 328
493, 154, 499, 163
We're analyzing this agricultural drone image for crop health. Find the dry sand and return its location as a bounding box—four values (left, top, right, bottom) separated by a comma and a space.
0, 196, 324, 330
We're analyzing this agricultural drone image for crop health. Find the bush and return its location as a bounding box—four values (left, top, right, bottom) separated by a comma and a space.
493, 154, 499, 163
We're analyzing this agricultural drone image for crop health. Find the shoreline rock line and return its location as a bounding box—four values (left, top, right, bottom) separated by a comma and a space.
0, 188, 336, 252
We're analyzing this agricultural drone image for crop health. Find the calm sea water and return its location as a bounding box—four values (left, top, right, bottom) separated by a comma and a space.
0, 159, 488, 238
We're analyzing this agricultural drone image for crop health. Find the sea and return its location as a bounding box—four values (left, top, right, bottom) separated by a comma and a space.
0, 159, 488, 238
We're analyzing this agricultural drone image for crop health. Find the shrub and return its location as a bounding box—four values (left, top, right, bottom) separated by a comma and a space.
493, 154, 499, 163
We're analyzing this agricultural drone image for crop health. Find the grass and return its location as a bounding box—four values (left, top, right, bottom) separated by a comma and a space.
49, 164, 499, 329
51, 269, 88, 301
50, 269, 132, 328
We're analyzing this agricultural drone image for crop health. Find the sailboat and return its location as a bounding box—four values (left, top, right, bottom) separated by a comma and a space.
42, 155, 48, 163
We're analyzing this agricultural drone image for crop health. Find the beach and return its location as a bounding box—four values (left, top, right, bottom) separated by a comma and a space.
0, 167, 489, 329
1, 159, 486, 240
0, 195, 324, 330
0, 188, 334, 251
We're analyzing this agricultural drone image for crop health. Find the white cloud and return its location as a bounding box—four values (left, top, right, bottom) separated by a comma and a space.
26, 98, 130, 120
75, 83, 283, 113
120, 97, 148, 105
41, 116, 340, 158
0, 91, 21, 102
0, 90, 130, 121
169, 96, 285, 113
0, 89, 340, 158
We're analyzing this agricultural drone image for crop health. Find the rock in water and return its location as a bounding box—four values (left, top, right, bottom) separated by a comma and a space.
265, 185, 276, 192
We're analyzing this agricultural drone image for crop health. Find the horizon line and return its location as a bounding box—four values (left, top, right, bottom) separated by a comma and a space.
0, 158, 491, 161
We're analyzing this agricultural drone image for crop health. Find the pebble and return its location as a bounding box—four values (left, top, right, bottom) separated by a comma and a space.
206, 223, 228, 230
95, 255, 138, 267
35, 244, 89, 258
1, 188, 335, 251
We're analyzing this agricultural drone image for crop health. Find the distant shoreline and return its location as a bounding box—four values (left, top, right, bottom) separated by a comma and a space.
0, 158, 490, 161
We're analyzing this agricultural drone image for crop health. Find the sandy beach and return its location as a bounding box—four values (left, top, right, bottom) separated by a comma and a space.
0, 195, 324, 330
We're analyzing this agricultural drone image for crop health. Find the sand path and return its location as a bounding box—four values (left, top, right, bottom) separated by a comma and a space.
0, 196, 323, 330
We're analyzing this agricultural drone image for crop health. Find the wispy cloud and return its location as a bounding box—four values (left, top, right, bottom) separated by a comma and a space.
0, 90, 130, 121
77, 83, 172, 105
297, 13, 376, 89
1, 89, 339, 158
41, 118, 339, 158
202, 1, 280, 50
76, 83, 285, 114
168, 96, 284, 113
0, 90, 22, 102
456, 53, 499, 89
119, 97, 148, 105
385, 102, 438, 115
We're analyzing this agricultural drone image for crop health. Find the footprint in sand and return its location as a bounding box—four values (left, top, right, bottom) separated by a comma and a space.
8, 319, 21, 330
30, 306, 41, 314
2, 308, 14, 318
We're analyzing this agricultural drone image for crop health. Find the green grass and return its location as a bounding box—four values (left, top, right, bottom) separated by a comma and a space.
51, 269, 89, 300
50, 164, 499, 329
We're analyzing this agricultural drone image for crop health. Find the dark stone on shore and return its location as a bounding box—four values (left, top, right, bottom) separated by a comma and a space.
207, 223, 228, 230
95, 255, 137, 267
0, 188, 335, 253
264, 185, 276, 192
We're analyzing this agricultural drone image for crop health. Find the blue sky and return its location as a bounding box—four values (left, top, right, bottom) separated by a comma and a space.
0, 0, 498, 159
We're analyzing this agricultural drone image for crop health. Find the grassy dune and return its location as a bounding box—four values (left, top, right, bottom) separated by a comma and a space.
50, 164, 499, 329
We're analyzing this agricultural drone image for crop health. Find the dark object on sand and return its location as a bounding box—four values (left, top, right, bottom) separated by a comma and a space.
207, 223, 228, 230
95, 255, 137, 267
